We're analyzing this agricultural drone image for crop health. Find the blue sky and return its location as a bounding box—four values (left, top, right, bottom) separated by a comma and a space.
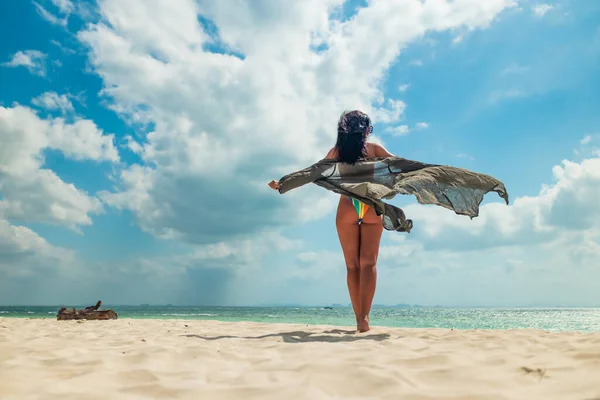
1, 0, 599, 307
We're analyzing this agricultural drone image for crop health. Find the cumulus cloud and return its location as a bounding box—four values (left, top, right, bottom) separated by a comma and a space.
0, 227, 303, 305
372, 99, 407, 124
34, 2, 67, 27
33, 0, 75, 27
573, 134, 600, 159
1, 50, 47, 76
151, 232, 302, 278
452, 35, 465, 45
50, 39, 77, 55
0, 105, 119, 230
398, 84, 410, 92
384, 122, 428, 136
386, 125, 410, 136
532, 4, 554, 17
4, 1, 599, 308
0, 100, 120, 294
402, 157, 600, 252
31, 92, 75, 115
78, 0, 516, 246
0, 219, 74, 278
52, 0, 75, 14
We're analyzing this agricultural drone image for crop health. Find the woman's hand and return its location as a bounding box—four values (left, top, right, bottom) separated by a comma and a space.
268, 180, 280, 190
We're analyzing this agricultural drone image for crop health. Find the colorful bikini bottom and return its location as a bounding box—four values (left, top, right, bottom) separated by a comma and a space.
351, 198, 369, 223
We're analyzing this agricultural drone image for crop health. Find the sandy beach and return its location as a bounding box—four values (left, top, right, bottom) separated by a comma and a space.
1, 318, 600, 400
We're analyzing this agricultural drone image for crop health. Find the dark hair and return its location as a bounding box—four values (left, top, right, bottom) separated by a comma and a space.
335, 110, 372, 164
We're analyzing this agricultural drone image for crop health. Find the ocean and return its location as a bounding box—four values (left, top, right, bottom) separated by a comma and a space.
1, 305, 600, 332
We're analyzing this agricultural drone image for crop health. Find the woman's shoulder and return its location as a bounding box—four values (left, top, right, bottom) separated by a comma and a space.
325, 147, 339, 159
366, 142, 394, 158
365, 142, 383, 156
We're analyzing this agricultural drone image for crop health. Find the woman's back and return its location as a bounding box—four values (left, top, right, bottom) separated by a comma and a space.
325, 142, 394, 160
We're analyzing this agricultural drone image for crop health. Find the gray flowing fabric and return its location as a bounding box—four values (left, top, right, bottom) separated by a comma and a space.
277, 157, 509, 233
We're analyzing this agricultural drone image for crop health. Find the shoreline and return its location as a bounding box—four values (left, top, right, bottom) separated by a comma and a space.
2, 315, 600, 334
1, 315, 599, 334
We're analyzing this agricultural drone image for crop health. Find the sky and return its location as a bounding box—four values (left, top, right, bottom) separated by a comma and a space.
0, 0, 599, 307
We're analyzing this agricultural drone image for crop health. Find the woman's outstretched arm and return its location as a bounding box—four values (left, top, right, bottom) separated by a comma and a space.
269, 147, 338, 191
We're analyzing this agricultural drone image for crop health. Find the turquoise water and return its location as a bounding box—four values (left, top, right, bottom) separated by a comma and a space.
2, 306, 600, 332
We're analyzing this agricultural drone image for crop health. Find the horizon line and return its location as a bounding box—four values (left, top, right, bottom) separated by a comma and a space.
2, 304, 600, 309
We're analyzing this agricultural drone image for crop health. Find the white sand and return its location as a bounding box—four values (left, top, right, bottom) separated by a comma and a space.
1, 318, 600, 400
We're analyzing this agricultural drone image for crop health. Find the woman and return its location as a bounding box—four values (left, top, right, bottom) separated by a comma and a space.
269, 110, 394, 333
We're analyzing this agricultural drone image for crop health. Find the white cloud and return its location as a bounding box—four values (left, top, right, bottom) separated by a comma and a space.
1, 50, 47, 76
402, 155, 600, 306
415, 122, 429, 130
385, 125, 410, 136
76, 0, 515, 246
51, 40, 77, 55
405, 157, 600, 250
4, 0, 600, 308
0, 105, 119, 230
123, 135, 144, 155
0, 219, 74, 278
372, 99, 407, 124
52, 0, 75, 14
398, 84, 410, 92
114, 231, 301, 282
532, 4, 554, 17
33, 0, 75, 27
34, 2, 66, 27
574, 134, 600, 161
183, 232, 301, 273
31, 92, 75, 115
409, 59, 424, 66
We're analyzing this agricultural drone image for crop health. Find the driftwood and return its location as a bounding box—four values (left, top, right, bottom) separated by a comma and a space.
57, 300, 118, 321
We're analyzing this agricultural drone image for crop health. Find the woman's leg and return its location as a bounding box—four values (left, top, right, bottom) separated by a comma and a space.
335, 198, 361, 328
357, 209, 384, 332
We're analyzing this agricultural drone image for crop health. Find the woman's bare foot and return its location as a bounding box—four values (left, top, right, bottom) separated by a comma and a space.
355, 316, 361, 333
358, 315, 370, 333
